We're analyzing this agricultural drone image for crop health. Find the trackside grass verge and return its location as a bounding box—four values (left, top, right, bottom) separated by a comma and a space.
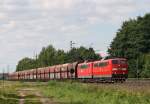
39, 81, 150, 104
0, 81, 42, 104
0, 81, 20, 104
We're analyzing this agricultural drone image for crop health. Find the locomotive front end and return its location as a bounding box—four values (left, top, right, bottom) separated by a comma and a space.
111, 58, 128, 81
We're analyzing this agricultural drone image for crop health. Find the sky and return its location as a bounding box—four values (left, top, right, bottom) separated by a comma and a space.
0, 0, 150, 73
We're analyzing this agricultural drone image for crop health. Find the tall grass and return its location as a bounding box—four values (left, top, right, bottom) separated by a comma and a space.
0, 81, 149, 104
40, 81, 150, 104
0, 81, 40, 104
0, 81, 20, 104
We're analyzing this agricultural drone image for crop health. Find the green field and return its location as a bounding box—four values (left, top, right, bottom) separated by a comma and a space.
0, 80, 150, 104
0, 81, 19, 104
40, 80, 150, 104
0, 81, 41, 104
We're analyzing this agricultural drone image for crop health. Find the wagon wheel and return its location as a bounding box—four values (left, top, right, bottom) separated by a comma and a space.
70, 68, 74, 74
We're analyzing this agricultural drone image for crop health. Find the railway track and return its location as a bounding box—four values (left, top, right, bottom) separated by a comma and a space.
126, 78, 150, 83
80, 78, 150, 86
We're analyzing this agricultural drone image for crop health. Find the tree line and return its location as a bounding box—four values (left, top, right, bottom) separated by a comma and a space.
16, 46, 100, 71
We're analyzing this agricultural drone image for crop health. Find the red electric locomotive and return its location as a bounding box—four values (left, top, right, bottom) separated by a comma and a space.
8, 58, 128, 82
77, 58, 128, 82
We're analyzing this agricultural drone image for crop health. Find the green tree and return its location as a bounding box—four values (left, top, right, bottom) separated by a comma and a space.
16, 57, 36, 71
140, 53, 150, 78
55, 49, 67, 64
67, 47, 100, 63
108, 13, 150, 77
38, 45, 56, 67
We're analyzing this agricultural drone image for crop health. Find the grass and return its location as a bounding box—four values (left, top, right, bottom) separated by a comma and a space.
24, 99, 41, 104
0, 81, 41, 104
39, 80, 150, 104
0, 81, 20, 104
0, 80, 150, 104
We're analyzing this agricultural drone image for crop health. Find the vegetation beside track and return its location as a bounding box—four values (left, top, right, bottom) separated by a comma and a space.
39, 80, 150, 104
0, 81, 47, 104
0, 81, 150, 104
0, 81, 20, 104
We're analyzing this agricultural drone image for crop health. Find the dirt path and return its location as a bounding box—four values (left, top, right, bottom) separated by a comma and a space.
35, 91, 53, 104
18, 88, 56, 104
18, 91, 25, 104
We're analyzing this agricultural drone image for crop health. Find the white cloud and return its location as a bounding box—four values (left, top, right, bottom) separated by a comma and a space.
7, 20, 16, 28
31, 0, 74, 10
0, 13, 6, 19
0, 20, 16, 32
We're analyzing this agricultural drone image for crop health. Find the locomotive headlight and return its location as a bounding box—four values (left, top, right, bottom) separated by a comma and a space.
122, 68, 126, 70
112, 68, 118, 70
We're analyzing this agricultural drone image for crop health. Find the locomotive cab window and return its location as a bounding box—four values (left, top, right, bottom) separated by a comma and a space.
94, 63, 99, 67
99, 62, 108, 67
112, 60, 118, 64
80, 64, 88, 69
120, 60, 127, 64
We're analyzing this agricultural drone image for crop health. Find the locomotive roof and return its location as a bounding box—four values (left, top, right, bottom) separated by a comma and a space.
94, 58, 127, 63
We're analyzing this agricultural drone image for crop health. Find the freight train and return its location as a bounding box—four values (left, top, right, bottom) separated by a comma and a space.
8, 58, 128, 82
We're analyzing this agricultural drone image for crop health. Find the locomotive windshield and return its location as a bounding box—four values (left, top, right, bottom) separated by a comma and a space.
120, 60, 127, 64
112, 60, 127, 64
112, 60, 118, 64
80, 64, 88, 69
